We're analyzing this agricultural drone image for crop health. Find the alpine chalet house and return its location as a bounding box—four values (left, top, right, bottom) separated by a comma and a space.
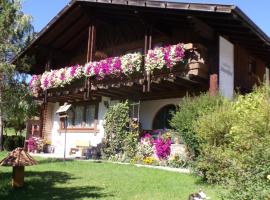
14, 0, 270, 156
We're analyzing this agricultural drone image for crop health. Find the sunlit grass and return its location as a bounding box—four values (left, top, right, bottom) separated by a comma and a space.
0, 152, 221, 200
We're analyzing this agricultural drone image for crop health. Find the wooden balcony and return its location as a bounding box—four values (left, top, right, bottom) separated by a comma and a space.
35, 43, 209, 102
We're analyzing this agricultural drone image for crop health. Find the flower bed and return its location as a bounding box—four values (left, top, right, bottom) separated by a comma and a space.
106, 130, 188, 169
29, 43, 186, 93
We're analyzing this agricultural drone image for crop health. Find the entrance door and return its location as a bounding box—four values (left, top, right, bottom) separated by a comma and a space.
152, 104, 176, 130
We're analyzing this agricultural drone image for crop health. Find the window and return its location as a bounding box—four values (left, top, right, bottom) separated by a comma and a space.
152, 104, 176, 130
60, 102, 99, 131
248, 58, 257, 75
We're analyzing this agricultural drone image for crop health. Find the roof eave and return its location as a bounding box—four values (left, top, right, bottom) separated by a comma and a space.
231, 6, 270, 47
12, 0, 270, 65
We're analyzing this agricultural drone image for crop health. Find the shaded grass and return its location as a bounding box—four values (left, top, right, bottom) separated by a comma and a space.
0, 152, 221, 200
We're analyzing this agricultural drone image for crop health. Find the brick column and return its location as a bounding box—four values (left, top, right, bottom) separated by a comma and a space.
41, 103, 53, 140
209, 74, 218, 96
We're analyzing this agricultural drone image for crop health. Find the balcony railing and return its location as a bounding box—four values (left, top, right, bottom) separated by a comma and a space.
30, 42, 208, 98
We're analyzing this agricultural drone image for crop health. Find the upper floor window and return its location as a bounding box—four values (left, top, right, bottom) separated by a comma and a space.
248, 58, 257, 75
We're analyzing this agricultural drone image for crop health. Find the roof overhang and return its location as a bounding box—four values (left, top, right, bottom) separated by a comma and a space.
13, 0, 270, 71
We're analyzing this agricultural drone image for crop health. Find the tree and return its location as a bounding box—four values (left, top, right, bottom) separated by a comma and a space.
0, 0, 34, 150
3, 80, 38, 135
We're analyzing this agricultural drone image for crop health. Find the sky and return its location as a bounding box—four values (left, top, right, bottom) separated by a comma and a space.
22, 0, 270, 37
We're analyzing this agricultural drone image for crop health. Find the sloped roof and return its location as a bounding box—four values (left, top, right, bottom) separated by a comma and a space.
13, 0, 270, 70
0, 148, 37, 167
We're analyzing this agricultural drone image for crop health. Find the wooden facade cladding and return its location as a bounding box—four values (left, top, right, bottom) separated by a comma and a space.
12, 1, 269, 100
234, 44, 266, 93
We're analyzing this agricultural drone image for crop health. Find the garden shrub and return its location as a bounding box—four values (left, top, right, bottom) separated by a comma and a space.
3, 135, 25, 151
167, 154, 188, 168
13, 135, 25, 148
170, 93, 225, 158
102, 101, 139, 161
136, 134, 154, 160
223, 143, 270, 200
194, 85, 270, 199
123, 120, 140, 159
3, 136, 15, 151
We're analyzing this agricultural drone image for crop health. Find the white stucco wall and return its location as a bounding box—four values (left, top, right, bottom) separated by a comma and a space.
50, 97, 110, 156
139, 98, 181, 130
49, 97, 181, 156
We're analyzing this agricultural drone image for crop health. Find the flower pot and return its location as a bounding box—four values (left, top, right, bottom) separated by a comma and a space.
43, 144, 53, 153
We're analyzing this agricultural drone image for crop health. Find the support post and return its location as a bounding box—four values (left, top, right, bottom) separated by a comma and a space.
209, 35, 219, 96
143, 26, 152, 93
12, 166, 25, 188
209, 74, 218, 96
64, 116, 67, 162
44, 57, 51, 103
85, 25, 96, 100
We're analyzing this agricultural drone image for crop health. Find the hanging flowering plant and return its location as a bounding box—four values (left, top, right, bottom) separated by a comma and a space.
84, 56, 122, 79
40, 70, 56, 90
29, 75, 41, 94
57, 65, 83, 86
84, 52, 142, 79
39, 65, 83, 90
145, 43, 185, 72
121, 52, 142, 75
29, 43, 186, 92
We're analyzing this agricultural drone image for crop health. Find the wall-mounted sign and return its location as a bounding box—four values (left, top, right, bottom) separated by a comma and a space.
219, 36, 234, 99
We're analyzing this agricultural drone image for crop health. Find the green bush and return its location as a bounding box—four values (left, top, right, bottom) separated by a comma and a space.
123, 120, 140, 160
195, 85, 270, 199
102, 101, 139, 161
13, 135, 25, 148
223, 143, 270, 200
3, 135, 25, 151
170, 93, 224, 158
3, 136, 15, 151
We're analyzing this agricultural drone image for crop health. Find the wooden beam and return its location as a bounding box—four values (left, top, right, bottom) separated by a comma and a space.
143, 25, 153, 93
61, 24, 89, 50
49, 13, 84, 45
86, 25, 96, 63
85, 25, 96, 100
188, 16, 215, 40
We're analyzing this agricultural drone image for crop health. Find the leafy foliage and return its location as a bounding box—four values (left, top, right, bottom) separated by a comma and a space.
3, 81, 38, 135
170, 93, 225, 158
0, 0, 33, 69
3, 135, 25, 151
195, 85, 270, 199
122, 120, 140, 159
102, 101, 139, 161
136, 137, 154, 160
0, 0, 34, 149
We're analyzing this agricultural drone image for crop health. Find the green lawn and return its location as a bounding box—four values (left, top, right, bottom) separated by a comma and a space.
0, 152, 221, 200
